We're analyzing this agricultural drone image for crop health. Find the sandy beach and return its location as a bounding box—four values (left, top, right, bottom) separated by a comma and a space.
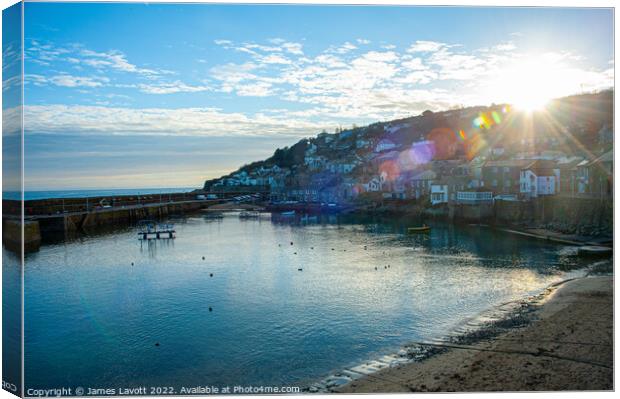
338, 275, 613, 392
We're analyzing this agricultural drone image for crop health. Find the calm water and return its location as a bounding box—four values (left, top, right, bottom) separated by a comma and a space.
13, 214, 592, 391
3, 188, 196, 201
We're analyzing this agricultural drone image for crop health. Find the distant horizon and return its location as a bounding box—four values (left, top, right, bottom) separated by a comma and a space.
22, 187, 199, 193
3, 187, 200, 201
11, 87, 615, 192
3, 3, 613, 190
15, 87, 614, 193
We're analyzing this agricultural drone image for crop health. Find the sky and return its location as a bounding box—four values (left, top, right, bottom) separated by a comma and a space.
6, 2, 614, 190
2, 2, 21, 194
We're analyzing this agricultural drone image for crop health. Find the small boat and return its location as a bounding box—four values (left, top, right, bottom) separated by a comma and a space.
408, 225, 431, 234
203, 212, 224, 219
280, 210, 296, 216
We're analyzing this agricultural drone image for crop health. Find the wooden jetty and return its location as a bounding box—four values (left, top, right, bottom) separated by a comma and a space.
138, 220, 176, 240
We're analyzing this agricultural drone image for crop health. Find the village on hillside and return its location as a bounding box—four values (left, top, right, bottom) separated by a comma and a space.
203, 90, 613, 235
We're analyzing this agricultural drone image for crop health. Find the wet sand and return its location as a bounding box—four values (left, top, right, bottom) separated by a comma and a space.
338, 276, 613, 392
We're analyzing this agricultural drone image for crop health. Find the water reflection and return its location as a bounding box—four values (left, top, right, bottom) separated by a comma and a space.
139, 237, 175, 259
20, 213, 594, 391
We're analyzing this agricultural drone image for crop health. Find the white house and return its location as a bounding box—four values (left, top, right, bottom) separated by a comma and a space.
519, 161, 559, 198
328, 161, 356, 174
490, 145, 505, 157
375, 139, 397, 153
305, 155, 327, 171
364, 177, 382, 192
224, 177, 241, 186
430, 183, 449, 205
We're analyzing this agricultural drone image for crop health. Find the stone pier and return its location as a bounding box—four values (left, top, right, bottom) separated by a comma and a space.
3, 200, 211, 253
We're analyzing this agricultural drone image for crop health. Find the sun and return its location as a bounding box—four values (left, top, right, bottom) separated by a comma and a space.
511, 92, 550, 112
504, 61, 555, 112
485, 56, 566, 113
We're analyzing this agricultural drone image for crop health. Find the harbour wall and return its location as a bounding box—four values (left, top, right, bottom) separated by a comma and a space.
426, 196, 612, 236
2, 219, 41, 253
494, 196, 613, 236
2, 200, 210, 253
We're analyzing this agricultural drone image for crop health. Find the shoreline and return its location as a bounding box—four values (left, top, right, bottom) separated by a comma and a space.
494, 226, 612, 247
335, 273, 613, 393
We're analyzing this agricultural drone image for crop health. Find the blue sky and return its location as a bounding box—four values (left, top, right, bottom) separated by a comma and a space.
12, 3, 614, 190
2, 2, 21, 194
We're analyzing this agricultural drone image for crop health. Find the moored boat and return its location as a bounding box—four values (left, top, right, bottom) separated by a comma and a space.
408, 225, 431, 233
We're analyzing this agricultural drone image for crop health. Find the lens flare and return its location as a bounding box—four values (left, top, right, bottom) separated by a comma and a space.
379, 160, 400, 182
491, 111, 502, 124
409, 140, 435, 164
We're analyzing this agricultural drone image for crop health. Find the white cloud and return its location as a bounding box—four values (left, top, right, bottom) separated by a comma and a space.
210, 62, 269, 95
428, 47, 488, 80
214, 39, 233, 46
26, 40, 72, 66
24, 36, 613, 127
328, 42, 357, 54
2, 75, 21, 92
407, 40, 446, 53
2, 43, 21, 72
313, 54, 347, 68
401, 57, 427, 71
243, 43, 282, 52
282, 42, 304, 55
80, 49, 160, 76
255, 53, 292, 65
136, 81, 211, 94
50, 74, 110, 88
494, 42, 517, 52
236, 82, 275, 97
22, 104, 334, 138
396, 70, 438, 85
25, 41, 213, 96
360, 51, 399, 63
2, 106, 22, 135
26, 73, 110, 88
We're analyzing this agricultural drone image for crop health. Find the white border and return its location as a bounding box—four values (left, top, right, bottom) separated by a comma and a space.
0, 2, 616, 399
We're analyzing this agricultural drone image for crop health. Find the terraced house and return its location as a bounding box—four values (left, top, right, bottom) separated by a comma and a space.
481, 159, 532, 196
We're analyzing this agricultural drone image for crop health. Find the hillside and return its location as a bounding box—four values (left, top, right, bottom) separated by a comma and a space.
203, 89, 613, 193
